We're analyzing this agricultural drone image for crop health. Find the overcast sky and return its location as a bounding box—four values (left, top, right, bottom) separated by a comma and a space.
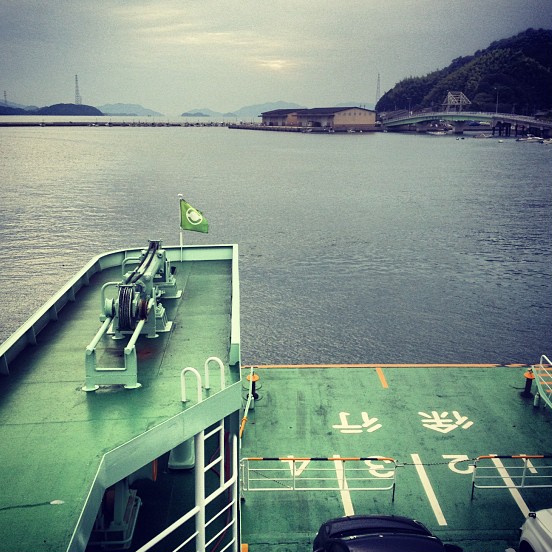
2, 0, 552, 115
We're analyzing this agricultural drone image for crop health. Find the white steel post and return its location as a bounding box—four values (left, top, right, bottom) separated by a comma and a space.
231, 434, 239, 552
219, 422, 225, 487
195, 430, 206, 551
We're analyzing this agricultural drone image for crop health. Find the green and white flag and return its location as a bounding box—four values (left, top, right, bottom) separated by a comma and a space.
179, 199, 209, 233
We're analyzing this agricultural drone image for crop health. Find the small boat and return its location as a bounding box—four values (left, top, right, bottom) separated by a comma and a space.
516, 134, 542, 142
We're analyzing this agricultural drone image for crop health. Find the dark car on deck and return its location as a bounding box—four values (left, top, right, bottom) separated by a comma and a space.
313, 515, 463, 552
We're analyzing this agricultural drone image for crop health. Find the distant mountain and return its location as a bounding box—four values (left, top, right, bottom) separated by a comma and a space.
181, 101, 306, 119
180, 101, 377, 118
181, 107, 223, 117
0, 105, 29, 115
98, 103, 164, 117
232, 101, 306, 118
35, 103, 103, 116
0, 103, 102, 116
0, 101, 38, 111
376, 28, 552, 114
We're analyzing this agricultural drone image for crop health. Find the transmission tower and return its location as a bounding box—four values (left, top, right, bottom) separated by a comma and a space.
375, 73, 381, 106
74, 74, 82, 105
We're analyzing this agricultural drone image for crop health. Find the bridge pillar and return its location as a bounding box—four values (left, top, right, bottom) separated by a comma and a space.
493, 120, 512, 137
452, 121, 465, 134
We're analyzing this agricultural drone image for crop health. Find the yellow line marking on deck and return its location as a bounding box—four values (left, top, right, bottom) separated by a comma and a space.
411, 453, 447, 526
376, 367, 389, 388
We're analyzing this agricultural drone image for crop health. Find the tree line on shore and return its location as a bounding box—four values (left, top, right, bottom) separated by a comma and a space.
376, 28, 552, 117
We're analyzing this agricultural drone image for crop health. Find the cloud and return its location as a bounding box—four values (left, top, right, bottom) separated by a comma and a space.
2, 0, 552, 113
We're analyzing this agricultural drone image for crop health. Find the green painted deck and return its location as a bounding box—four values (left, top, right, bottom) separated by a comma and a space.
0, 246, 240, 552
2, 245, 552, 552
239, 364, 552, 552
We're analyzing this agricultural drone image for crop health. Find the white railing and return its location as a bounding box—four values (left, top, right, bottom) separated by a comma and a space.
471, 454, 552, 498
384, 111, 550, 127
136, 430, 238, 552
204, 356, 226, 390
180, 367, 203, 403
180, 356, 226, 402
534, 355, 552, 409
136, 358, 238, 552
240, 456, 397, 500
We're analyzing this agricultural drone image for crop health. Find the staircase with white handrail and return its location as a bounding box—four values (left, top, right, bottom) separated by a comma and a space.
137, 356, 242, 552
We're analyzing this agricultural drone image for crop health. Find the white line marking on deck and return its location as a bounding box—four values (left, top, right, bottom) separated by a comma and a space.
283, 455, 310, 477
491, 457, 530, 517
411, 454, 447, 526
333, 454, 354, 516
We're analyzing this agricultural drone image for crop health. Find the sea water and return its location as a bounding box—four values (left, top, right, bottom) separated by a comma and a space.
0, 125, 550, 364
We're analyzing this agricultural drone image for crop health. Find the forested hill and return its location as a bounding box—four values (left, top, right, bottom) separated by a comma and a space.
0, 103, 102, 116
376, 28, 552, 116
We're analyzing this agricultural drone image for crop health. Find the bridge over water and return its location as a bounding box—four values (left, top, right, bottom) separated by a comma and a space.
381, 111, 552, 137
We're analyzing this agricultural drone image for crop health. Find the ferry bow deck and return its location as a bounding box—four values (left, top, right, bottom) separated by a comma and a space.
1, 245, 552, 552
0, 245, 241, 552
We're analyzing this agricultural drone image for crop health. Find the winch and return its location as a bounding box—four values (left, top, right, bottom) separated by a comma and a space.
84, 240, 181, 391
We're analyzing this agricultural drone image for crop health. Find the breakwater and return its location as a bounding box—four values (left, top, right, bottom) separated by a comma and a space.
0, 120, 229, 128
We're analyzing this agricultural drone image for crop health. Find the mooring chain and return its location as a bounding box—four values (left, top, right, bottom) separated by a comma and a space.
245, 457, 477, 468
247, 468, 294, 489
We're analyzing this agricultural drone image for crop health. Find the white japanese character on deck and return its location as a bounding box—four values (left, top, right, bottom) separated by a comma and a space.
419, 410, 474, 433
332, 412, 382, 434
